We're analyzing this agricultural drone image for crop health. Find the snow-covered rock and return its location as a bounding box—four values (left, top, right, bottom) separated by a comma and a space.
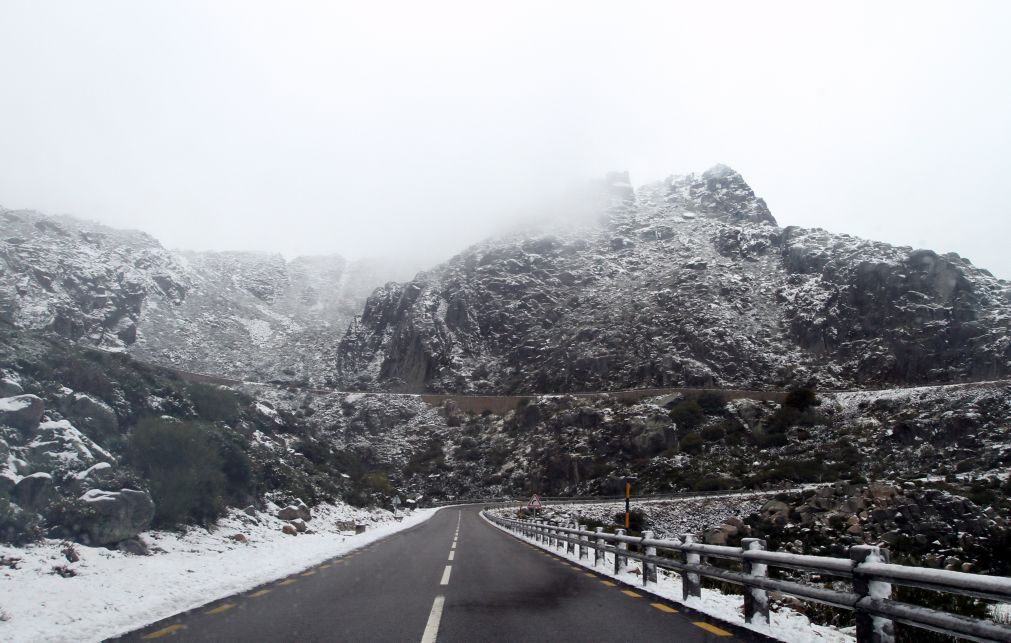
0, 395, 45, 433
77, 488, 155, 545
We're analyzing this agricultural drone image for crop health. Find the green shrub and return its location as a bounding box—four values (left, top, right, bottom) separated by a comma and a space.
670, 401, 705, 430
612, 508, 649, 532
0, 496, 41, 545
679, 432, 704, 454
697, 392, 727, 415
126, 418, 228, 526
187, 383, 244, 423
701, 425, 726, 442
784, 388, 818, 410
43, 496, 99, 541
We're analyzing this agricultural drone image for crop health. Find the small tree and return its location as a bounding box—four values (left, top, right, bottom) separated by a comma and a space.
784, 387, 818, 411
669, 400, 705, 430
126, 418, 228, 526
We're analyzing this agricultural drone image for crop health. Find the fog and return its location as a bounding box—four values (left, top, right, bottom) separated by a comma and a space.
1, 1, 1009, 277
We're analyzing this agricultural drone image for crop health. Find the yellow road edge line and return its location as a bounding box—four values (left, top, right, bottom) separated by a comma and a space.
583, 573, 597, 578
142, 624, 185, 639
206, 603, 236, 615
651, 603, 678, 614
622, 590, 643, 598
278, 579, 297, 586
694, 622, 733, 637
249, 589, 271, 598
320, 563, 332, 568
301, 570, 316, 577
600, 580, 617, 587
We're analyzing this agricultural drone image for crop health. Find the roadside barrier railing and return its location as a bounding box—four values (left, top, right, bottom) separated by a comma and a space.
484, 512, 1011, 643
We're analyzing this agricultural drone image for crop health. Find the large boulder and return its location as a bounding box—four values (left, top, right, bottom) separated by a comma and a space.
76, 489, 155, 545
0, 395, 45, 432
13, 472, 58, 512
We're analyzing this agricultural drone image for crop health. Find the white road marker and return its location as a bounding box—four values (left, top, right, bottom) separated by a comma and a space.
420, 595, 445, 643
448, 550, 455, 561
440, 565, 452, 585
451, 542, 456, 550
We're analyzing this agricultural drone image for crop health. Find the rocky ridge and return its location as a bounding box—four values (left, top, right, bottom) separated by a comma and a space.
0, 208, 408, 384
336, 166, 1011, 393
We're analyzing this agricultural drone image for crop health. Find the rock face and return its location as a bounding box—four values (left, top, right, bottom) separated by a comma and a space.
336, 166, 1010, 393
0, 208, 409, 385
77, 489, 155, 545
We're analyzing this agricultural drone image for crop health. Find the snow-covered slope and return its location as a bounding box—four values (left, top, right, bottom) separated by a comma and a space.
0, 208, 408, 384
336, 166, 1011, 393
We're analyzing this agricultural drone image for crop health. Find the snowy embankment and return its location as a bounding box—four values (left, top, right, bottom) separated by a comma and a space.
0, 502, 439, 642
483, 511, 852, 643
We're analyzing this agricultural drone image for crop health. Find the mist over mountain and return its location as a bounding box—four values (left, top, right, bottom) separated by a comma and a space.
335, 166, 1011, 393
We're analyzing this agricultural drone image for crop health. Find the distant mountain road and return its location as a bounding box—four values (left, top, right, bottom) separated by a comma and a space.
115, 505, 763, 642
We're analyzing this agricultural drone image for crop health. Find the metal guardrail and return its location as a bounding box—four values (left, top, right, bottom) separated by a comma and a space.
484, 512, 1011, 643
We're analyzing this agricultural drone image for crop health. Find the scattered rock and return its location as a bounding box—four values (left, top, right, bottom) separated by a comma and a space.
290, 519, 308, 533
282, 524, 298, 536
228, 533, 248, 543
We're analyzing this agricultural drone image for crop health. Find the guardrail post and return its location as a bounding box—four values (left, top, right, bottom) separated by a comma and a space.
566, 523, 576, 555
682, 534, 701, 600
594, 527, 604, 568
615, 529, 628, 574
741, 538, 769, 626
578, 524, 588, 561
642, 531, 657, 586
850, 546, 895, 643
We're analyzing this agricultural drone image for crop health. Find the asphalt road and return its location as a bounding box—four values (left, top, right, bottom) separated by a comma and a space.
116, 506, 765, 642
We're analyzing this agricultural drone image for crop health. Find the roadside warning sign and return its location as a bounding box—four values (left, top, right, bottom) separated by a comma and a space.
527, 494, 542, 509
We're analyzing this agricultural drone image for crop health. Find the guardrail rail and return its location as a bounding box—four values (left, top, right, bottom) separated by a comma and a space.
484, 511, 1011, 643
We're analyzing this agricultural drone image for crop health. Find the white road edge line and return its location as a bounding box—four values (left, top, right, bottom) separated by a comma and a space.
440, 565, 452, 585
448, 551, 455, 561
420, 595, 445, 643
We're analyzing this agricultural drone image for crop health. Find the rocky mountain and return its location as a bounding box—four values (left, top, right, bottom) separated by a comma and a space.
335, 165, 1011, 393
0, 208, 409, 384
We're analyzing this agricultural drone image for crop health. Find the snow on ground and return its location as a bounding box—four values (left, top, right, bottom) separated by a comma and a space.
0, 503, 440, 642
483, 512, 852, 643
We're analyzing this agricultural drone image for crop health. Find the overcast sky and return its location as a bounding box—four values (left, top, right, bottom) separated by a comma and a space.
1, 1, 1009, 278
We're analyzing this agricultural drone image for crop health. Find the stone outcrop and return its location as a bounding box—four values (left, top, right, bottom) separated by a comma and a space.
76, 489, 155, 546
